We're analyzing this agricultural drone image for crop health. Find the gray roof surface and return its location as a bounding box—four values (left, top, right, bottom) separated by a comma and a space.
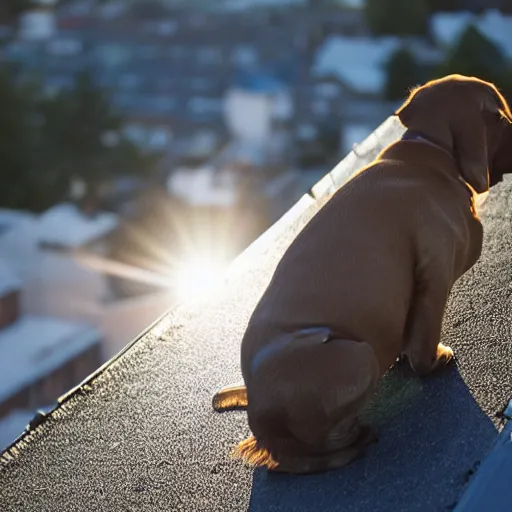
1, 117, 512, 511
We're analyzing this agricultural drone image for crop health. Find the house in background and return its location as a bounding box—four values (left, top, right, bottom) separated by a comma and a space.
430, 9, 512, 58
17, 0, 58, 42
0, 204, 173, 360
0, 258, 102, 450
0, 204, 118, 324
309, 34, 443, 156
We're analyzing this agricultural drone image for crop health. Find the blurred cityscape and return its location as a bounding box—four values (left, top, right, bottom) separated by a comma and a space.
0, 0, 511, 450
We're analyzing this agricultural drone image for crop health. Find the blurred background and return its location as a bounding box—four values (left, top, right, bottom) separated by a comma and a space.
0, 0, 511, 450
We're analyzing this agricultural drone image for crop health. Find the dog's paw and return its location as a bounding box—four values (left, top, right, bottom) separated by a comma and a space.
408, 343, 455, 376
432, 343, 454, 371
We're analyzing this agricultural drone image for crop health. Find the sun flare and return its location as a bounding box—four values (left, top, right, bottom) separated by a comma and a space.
173, 256, 227, 304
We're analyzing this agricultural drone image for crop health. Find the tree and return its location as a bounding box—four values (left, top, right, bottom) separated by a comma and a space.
383, 47, 424, 101
40, 71, 157, 207
434, 24, 512, 119
436, 25, 507, 85
0, 68, 43, 210
0, 67, 158, 212
0, 0, 31, 22
364, 0, 430, 37
423, 0, 462, 13
41, 72, 122, 186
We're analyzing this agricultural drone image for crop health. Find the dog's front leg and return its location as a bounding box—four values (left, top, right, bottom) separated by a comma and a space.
404, 278, 454, 376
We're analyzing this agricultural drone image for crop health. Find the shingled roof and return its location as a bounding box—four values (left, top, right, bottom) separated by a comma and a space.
1, 116, 512, 511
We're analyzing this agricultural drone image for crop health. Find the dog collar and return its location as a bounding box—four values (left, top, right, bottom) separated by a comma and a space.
250, 326, 332, 375
401, 130, 454, 160
401, 130, 476, 194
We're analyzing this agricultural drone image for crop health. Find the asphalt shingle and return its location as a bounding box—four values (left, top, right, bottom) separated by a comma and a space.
1, 117, 512, 512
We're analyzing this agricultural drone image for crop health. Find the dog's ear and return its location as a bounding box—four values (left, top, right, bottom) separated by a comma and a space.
396, 78, 502, 194
395, 82, 454, 164
449, 89, 493, 194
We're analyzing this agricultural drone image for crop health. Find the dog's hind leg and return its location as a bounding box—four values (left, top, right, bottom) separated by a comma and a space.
212, 384, 248, 412
271, 425, 377, 475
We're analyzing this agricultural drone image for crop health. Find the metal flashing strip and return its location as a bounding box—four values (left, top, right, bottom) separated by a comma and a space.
455, 399, 512, 512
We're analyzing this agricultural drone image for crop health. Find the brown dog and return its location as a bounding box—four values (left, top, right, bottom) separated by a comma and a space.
213, 75, 512, 474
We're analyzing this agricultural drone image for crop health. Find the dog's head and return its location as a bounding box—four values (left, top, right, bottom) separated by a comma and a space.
396, 74, 512, 193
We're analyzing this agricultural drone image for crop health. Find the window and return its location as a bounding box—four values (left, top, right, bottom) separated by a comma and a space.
113, 92, 139, 110
46, 38, 83, 56
231, 44, 258, 67
96, 44, 130, 67
148, 128, 171, 149
123, 123, 146, 145
140, 95, 176, 113
187, 97, 222, 115
157, 76, 173, 89
170, 45, 186, 59
191, 77, 210, 91
297, 124, 318, 140
154, 21, 178, 36
119, 73, 143, 90
136, 44, 160, 59
312, 99, 330, 116
196, 47, 222, 65
152, 96, 176, 112
314, 82, 340, 99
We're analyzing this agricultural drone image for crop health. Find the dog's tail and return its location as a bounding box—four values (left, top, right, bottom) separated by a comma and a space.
231, 436, 279, 470
235, 335, 380, 473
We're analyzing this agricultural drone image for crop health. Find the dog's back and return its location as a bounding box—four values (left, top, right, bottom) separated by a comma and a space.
214, 75, 512, 475
238, 143, 481, 473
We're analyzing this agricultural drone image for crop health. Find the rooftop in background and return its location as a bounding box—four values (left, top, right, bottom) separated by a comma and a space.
431, 9, 512, 58
0, 315, 100, 405
37, 204, 119, 248
312, 36, 443, 96
0, 210, 36, 236
2, 116, 512, 511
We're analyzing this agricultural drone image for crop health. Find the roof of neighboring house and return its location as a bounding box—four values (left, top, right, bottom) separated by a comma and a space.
431, 9, 512, 58
312, 35, 443, 96
167, 166, 238, 207
37, 203, 119, 248
0, 316, 101, 405
430, 11, 477, 47
312, 36, 401, 95
2, 117, 511, 511
0, 209, 36, 237
477, 9, 512, 58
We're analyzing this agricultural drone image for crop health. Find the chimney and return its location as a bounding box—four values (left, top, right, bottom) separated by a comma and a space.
0, 266, 22, 329
0, 289, 21, 330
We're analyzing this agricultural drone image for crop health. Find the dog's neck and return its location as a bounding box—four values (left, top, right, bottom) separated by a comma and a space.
400, 129, 475, 199
401, 130, 454, 161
